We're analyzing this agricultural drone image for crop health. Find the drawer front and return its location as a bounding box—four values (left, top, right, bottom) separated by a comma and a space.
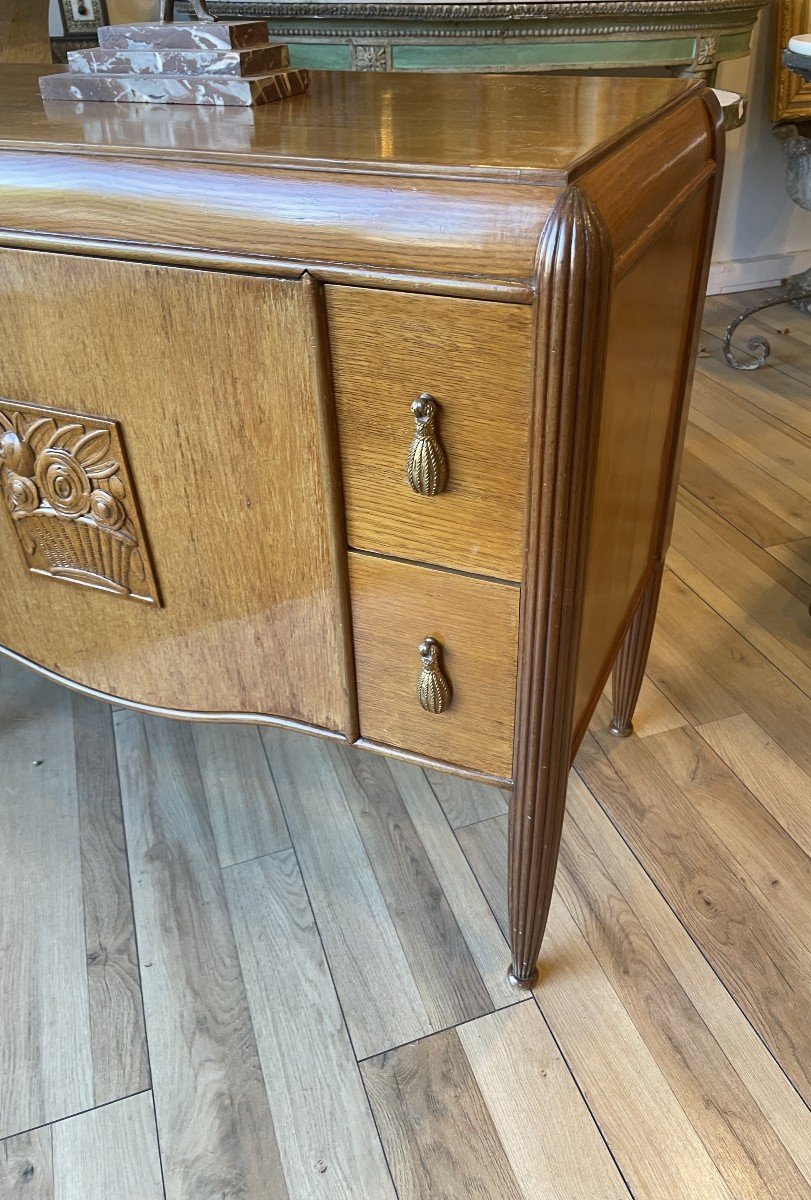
328, 286, 533, 582
349, 552, 519, 779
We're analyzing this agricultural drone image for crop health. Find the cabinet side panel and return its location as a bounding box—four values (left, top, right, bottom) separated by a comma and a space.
0, 249, 350, 731
573, 187, 709, 730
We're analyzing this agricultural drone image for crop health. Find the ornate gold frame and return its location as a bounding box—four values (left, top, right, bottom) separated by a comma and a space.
773, 0, 811, 122
57, 0, 108, 35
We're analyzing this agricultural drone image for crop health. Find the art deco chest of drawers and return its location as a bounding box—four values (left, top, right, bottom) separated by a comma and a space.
0, 64, 722, 985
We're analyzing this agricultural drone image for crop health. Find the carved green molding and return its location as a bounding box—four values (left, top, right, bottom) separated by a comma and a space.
191, 0, 766, 73
212, 0, 764, 19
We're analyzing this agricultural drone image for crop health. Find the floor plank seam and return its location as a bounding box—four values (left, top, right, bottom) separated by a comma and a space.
661, 563, 811, 703
692, 365, 807, 435
112, 721, 169, 1200
0, 1088, 153, 1150
529, 993, 639, 1200
675, 477, 808, 557
573, 763, 811, 1121
354, 997, 534, 1065
228, 740, 403, 1197
256, 733, 371, 1066
219, 844, 297, 873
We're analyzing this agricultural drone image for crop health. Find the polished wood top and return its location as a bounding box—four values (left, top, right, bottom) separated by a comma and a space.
3, 64, 698, 184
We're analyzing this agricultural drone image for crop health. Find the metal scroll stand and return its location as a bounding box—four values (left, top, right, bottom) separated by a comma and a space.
722, 287, 811, 370
722, 48, 811, 371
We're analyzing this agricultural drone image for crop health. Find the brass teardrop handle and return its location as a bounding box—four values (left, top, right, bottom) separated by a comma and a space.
417, 637, 452, 714
407, 394, 448, 496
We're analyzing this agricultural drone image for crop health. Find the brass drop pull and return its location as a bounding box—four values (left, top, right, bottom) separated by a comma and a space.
417, 637, 452, 714
407, 394, 448, 496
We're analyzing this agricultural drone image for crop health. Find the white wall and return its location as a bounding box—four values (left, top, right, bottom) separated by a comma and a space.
710, 3, 811, 293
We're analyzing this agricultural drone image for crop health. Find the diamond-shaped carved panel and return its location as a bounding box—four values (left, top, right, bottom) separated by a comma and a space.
0, 399, 160, 604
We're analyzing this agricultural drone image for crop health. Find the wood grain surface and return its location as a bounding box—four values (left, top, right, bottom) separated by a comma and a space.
261, 728, 432, 1059
423, 767, 509, 829
699, 712, 811, 859
363, 1027, 525, 1200
0, 1095, 164, 1200
0, 66, 707, 297
192, 723, 290, 868
329, 286, 532, 580
363, 1002, 632, 1200
260, 729, 517, 1059
71, 693, 150, 1106
113, 711, 291, 1200
0, 91, 806, 1200
0, 65, 698, 179
348, 552, 520, 779
645, 725, 811, 955
649, 571, 811, 775
0, 1127, 53, 1199
50, 1093, 163, 1200
574, 189, 710, 729
0, 662, 94, 1140
461, 781, 811, 1200
225, 850, 397, 1199
1, 301, 810, 1195
578, 696, 811, 1105
0, 0, 49, 64
0, 250, 351, 732
336, 751, 495, 1027
508, 185, 613, 984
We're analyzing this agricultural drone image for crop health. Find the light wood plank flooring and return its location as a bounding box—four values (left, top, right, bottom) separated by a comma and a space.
1, 292, 809, 1198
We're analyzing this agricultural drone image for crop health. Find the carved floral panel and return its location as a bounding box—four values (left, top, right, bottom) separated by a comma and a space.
0, 399, 160, 604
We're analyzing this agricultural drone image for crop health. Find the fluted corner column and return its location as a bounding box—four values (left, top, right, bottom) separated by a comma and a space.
507, 187, 613, 989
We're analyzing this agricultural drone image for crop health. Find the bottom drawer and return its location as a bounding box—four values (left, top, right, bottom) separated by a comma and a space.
348, 552, 520, 780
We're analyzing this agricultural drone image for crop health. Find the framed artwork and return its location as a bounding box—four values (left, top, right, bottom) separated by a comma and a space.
773, 0, 811, 121
57, 0, 108, 36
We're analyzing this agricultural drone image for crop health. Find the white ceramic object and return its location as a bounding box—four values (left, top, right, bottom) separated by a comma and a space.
710, 87, 747, 131
787, 34, 811, 57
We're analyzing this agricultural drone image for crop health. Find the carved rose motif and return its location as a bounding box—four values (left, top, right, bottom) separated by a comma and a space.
4, 472, 39, 518
90, 489, 126, 531
35, 447, 92, 518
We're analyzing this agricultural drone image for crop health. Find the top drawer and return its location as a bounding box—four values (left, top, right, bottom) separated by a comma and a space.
327, 287, 533, 581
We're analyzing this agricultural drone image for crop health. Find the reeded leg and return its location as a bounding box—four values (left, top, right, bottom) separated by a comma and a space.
609, 561, 664, 738
508, 761, 571, 990
507, 187, 613, 988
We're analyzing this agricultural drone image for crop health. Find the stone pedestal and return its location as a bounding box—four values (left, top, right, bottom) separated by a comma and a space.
40, 21, 308, 106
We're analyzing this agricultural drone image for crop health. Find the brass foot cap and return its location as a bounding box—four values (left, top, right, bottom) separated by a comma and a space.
608, 719, 633, 738
507, 966, 538, 990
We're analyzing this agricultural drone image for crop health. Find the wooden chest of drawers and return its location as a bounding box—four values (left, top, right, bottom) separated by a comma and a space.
0, 65, 722, 985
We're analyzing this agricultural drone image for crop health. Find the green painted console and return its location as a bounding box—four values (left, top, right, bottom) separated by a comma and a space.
207, 0, 766, 77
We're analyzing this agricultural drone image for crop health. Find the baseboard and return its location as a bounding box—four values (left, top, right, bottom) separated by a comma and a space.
707, 250, 811, 295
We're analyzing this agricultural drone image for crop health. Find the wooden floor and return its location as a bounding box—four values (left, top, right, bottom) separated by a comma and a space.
1, 291, 810, 1199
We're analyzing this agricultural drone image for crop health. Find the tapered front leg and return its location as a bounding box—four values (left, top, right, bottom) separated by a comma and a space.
610, 562, 665, 738
508, 187, 613, 987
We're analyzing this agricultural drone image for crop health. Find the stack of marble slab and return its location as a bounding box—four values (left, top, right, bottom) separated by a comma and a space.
39, 20, 309, 107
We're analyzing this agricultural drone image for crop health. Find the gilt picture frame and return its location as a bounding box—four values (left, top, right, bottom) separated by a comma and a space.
58, 0, 108, 36
773, 0, 811, 121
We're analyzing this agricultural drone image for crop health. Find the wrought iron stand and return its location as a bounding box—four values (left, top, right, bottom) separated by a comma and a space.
722, 286, 811, 370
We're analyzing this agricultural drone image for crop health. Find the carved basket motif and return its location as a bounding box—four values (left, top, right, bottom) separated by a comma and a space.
0, 399, 160, 603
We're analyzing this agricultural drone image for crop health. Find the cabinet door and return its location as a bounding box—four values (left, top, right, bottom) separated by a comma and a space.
0, 249, 352, 733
